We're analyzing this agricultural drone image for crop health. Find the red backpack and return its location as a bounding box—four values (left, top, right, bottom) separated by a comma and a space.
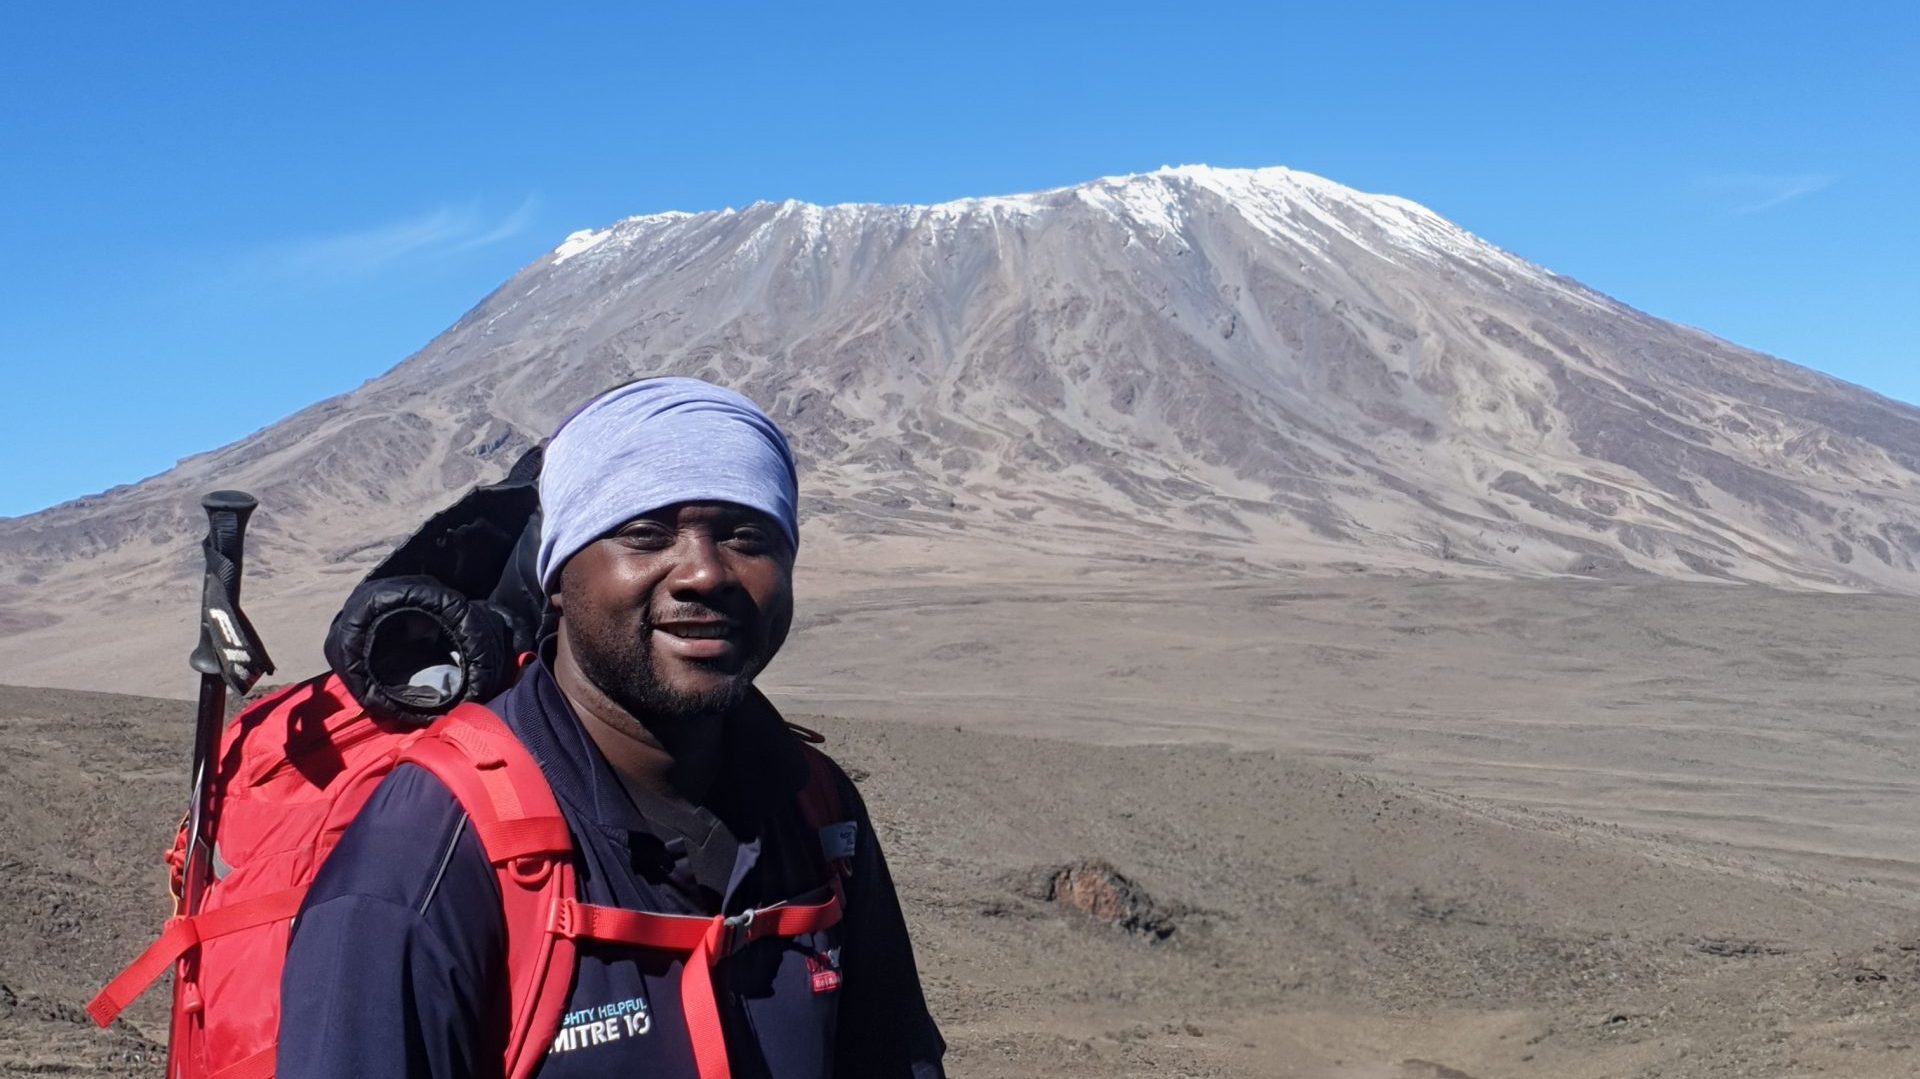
88, 671, 851, 1079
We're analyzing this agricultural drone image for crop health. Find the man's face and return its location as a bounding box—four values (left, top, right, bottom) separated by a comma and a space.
553, 501, 794, 724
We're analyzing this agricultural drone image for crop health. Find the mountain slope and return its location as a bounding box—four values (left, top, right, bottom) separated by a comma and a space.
5, 165, 1919, 690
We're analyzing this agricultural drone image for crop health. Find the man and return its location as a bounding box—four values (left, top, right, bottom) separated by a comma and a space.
280, 377, 946, 1078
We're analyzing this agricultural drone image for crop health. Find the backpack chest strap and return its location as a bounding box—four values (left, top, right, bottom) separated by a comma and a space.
546, 892, 843, 1079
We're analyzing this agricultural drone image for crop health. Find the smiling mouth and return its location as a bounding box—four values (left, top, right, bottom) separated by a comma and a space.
654, 621, 739, 640
651, 620, 746, 666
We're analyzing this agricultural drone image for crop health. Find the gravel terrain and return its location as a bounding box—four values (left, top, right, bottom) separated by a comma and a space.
8, 575, 1920, 1079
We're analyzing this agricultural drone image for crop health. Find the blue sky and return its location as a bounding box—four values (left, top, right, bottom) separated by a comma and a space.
2, 2, 1915, 516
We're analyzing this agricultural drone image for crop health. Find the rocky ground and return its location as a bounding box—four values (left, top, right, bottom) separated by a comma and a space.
6, 576, 1920, 1079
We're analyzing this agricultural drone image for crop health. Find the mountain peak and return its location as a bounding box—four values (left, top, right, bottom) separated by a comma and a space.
542, 165, 1517, 289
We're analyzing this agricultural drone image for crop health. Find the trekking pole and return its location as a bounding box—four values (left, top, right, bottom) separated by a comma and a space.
74, 494, 277, 1074
165, 492, 273, 1078
179, 490, 274, 920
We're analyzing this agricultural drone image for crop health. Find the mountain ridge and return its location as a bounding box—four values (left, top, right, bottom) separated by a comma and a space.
5, 164, 1920, 691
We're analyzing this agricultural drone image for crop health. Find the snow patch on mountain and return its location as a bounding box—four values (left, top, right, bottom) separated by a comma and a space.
1074, 175, 1190, 239
550, 211, 699, 265
551, 227, 612, 263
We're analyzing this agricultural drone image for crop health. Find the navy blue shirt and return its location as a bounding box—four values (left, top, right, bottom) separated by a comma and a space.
279, 662, 945, 1078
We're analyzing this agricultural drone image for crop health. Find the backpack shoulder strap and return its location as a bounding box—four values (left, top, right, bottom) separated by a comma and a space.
791, 738, 856, 881
399, 704, 577, 1079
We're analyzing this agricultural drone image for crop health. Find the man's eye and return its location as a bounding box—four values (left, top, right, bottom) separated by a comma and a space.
728, 527, 772, 549
614, 523, 672, 547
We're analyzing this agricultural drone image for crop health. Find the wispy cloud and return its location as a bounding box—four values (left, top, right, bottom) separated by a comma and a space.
1694, 173, 1837, 215
246, 196, 539, 280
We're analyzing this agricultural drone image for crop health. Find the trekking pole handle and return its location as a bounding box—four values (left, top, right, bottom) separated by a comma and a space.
189, 490, 258, 676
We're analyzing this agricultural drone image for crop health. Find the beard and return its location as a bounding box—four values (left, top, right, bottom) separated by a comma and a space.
568, 617, 752, 726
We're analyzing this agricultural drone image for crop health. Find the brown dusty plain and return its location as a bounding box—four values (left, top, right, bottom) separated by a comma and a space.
5, 574, 1920, 1077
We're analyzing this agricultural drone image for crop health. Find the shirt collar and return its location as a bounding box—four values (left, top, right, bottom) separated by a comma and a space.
495, 661, 809, 838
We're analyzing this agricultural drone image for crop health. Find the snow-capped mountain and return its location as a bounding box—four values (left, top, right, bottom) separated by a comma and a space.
6, 165, 1920, 690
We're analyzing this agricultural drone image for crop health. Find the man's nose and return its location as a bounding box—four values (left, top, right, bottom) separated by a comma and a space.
666, 533, 734, 595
